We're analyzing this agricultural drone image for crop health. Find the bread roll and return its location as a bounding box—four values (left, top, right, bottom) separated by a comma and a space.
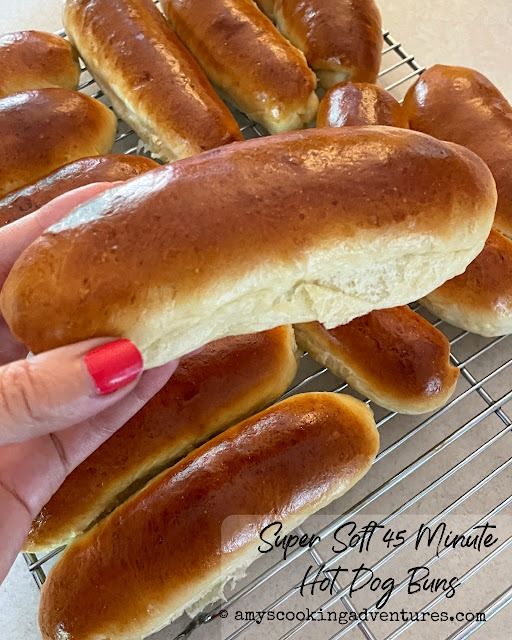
0, 128, 497, 368
26, 327, 298, 552
295, 308, 459, 414
0, 88, 116, 198
0, 30, 80, 98
274, 0, 382, 89
39, 392, 379, 640
255, 0, 275, 18
63, 0, 242, 161
317, 82, 408, 128
314, 83, 458, 413
423, 230, 512, 337
0, 154, 157, 227
403, 65, 512, 239
161, 0, 318, 134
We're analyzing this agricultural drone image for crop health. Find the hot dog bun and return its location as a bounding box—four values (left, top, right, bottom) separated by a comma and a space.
0, 127, 497, 368
317, 82, 408, 128
63, 0, 242, 161
39, 392, 379, 640
0, 30, 80, 98
423, 230, 512, 337
295, 308, 459, 414
161, 0, 318, 134
26, 327, 298, 552
274, 0, 382, 89
0, 88, 116, 198
0, 154, 157, 227
403, 64, 512, 239
314, 82, 457, 413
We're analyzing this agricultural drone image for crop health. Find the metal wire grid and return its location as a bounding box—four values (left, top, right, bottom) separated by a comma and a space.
21, 19, 512, 640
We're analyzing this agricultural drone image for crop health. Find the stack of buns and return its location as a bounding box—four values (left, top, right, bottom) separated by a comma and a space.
0, 30, 121, 198
39, 393, 380, 640
2, 2, 511, 639
403, 65, 512, 336
26, 327, 298, 552
295, 82, 455, 414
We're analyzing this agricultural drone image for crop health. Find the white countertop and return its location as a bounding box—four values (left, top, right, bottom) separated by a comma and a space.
1, 1, 511, 638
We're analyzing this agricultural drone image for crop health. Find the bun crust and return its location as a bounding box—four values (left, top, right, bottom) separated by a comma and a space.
26, 327, 298, 552
317, 82, 409, 128
63, 0, 242, 161
0, 88, 116, 198
295, 308, 459, 414
0, 30, 80, 98
0, 155, 157, 226
403, 64, 512, 239
39, 393, 379, 640
0, 127, 497, 367
161, 0, 318, 133
424, 230, 512, 336
274, 0, 382, 89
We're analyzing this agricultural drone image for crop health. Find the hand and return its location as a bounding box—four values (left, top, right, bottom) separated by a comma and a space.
0, 184, 179, 583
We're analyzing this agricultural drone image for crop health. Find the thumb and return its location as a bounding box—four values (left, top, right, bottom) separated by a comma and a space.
0, 338, 144, 445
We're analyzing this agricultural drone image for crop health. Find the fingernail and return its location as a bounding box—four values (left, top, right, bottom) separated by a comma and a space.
84, 339, 143, 395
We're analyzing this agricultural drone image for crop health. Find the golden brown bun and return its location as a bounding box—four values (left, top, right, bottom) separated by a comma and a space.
424, 230, 512, 337
0, 127, 497, 368
295, 308, 459, 414
26, 327, 298, 553
39, 393, 379, 640
0, 154, 158, 227
0, 88, 116, 198
313, 84, 456, 415
161, 0, 318, 134
255, 0, 275, 18
0, 30, 80, 98
63, 0, 242, 161
403, 64, 512, 239
274, 0, 382, 89
317, 82, 409, 128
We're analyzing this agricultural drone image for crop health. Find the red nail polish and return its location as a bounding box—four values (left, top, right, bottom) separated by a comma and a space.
84, 339, 143, 395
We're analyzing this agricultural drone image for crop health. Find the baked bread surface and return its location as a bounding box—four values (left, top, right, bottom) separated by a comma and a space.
39, 392, 379, 640
0, 88, 116, 197
0, 127, 497, 367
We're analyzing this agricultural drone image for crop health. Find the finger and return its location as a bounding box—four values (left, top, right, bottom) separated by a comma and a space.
0, 486, 31, 584
0, 182, 113, 285
0, 362, 178, 520
0, 338, 146, 445
54, 360, 179, 476
0, 318, 27, 365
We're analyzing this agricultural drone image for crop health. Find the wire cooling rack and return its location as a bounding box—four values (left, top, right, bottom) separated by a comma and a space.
22, 16, 512, 640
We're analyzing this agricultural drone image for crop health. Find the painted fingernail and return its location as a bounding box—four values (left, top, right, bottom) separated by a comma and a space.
84, 339, 143, 395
